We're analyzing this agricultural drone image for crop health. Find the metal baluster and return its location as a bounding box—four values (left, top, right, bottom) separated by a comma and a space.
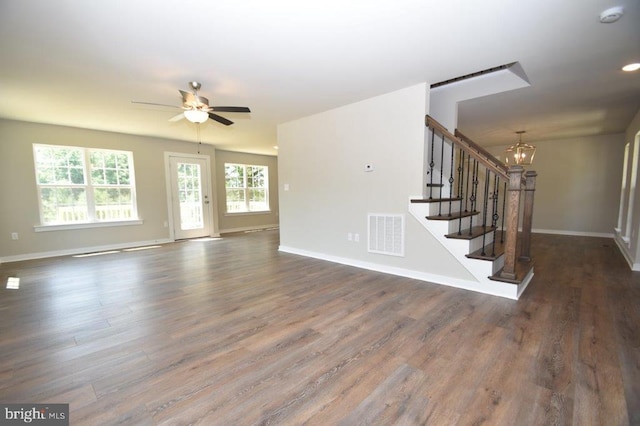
468, 159, 478, 235
481, 168, 490, 256
438, 133, 445, 216
501, 181, 507, 243
428, 129, 435, 199
464, 154, 471, 212
457, 150, 465, 235
448, 139, 454, 216
491, 175, 500, 257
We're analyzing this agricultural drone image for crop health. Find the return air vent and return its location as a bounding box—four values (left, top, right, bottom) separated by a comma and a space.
368, 214, 404, 257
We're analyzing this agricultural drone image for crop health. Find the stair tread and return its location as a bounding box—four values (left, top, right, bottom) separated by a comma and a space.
489, 260, 534, 285
427, 210, 479, 221
445, 225, 496, 240
411, 197, 462, 203
426, 183, 445, 187
466, 232, 505, 260
466, 242, 504, 261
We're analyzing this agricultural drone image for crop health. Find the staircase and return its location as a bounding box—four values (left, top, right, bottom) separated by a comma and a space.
409, 116, 535, 300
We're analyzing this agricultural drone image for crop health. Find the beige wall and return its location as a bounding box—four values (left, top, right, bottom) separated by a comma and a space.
0, 119, 277, 261
486, 133, 626, 235
214, 150, 279, 233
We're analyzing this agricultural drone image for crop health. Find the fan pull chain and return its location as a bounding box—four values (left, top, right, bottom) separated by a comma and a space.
197, 123, 201, 154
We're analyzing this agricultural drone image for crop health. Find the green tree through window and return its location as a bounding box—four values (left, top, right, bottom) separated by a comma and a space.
33, 144, 138, 225
224, 163, 269, 213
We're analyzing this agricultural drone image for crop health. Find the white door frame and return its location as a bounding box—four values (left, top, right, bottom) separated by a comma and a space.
164, 152, 216, 240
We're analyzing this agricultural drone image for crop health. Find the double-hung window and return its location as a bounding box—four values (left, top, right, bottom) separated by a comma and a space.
33, 144, 138, 226
224, 163, 269, 213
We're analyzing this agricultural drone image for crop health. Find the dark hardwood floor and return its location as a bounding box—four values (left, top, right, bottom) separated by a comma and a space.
1, 230, 638, 425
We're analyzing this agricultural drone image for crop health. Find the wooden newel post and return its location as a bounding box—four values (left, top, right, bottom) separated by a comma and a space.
500, 165, 524, 280
519, 170, 537, 262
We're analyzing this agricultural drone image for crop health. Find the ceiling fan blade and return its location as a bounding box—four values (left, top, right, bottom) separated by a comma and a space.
132, 101, 181, 109
168, 113, 185, 122
208, 112, 234, 126
179, 90, 196, 104
179, 90, 209, 108
211, 106, 251, 113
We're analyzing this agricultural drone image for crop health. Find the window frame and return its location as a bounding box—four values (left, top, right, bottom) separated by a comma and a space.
33, 144, 140, 230
224, 162, 270, 214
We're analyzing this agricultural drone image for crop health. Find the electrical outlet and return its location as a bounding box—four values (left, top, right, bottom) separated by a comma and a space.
354, 233, 360, 242
347, 233, 353, 241
11, 232, 18, 240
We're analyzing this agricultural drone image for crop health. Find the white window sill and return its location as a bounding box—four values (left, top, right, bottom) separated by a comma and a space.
224, 210, 272, 217
34, 219, 143, 232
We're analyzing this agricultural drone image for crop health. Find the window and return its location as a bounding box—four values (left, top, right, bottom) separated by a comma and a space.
33, 144, 137, 225
224, 163, 269, 213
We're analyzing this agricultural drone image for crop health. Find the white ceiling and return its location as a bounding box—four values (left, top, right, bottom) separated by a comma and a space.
1, 0, 638, 155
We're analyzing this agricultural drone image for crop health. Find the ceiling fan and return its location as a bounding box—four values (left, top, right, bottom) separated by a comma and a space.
132, 81, 251, 126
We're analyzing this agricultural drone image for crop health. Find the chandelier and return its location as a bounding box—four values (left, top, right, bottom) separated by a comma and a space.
504, 131, 536, 165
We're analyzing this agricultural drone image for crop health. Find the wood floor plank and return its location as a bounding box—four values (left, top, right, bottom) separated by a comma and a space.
1, 230, 638, 425
607, 278, 640, 424
573, 298, 629, 425
337, 363, 429, 425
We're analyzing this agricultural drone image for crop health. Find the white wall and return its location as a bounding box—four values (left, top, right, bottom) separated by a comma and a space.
485, 133, 626, 236
278, 83, 476, 282
615, 108, 640, 269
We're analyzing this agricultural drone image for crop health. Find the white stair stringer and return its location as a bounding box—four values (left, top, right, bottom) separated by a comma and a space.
409, 200, 532, 300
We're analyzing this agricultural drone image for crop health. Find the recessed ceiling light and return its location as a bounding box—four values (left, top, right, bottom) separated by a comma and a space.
622, 63, 640, 72
273, 146, 279, 150
600, 6, 624, 23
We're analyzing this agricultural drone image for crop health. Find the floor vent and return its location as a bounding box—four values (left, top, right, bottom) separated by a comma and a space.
368, 214, 404, 257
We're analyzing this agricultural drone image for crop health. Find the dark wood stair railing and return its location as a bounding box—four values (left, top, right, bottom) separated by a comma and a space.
418, 115, 536, 284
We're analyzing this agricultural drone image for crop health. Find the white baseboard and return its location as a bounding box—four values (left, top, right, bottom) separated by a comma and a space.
220, 224, 279, 234
532, 228, 614, 238
613, 233, 640, 271
278, 245, 520, 300
0, 238, 173, 264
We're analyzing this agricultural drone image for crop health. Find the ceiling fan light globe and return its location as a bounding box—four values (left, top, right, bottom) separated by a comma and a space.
184, 109, 208, 123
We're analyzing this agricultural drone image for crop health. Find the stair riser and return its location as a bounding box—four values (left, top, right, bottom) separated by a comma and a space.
446, 216, 472, 234
492, 255, 505, 274
427, 199, 462, 216
446, 217, 497, 236
425, 184, 453, 201
468, 233, 495, 252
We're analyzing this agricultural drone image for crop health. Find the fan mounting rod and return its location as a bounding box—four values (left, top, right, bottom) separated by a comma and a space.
188, 81, 202, 93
